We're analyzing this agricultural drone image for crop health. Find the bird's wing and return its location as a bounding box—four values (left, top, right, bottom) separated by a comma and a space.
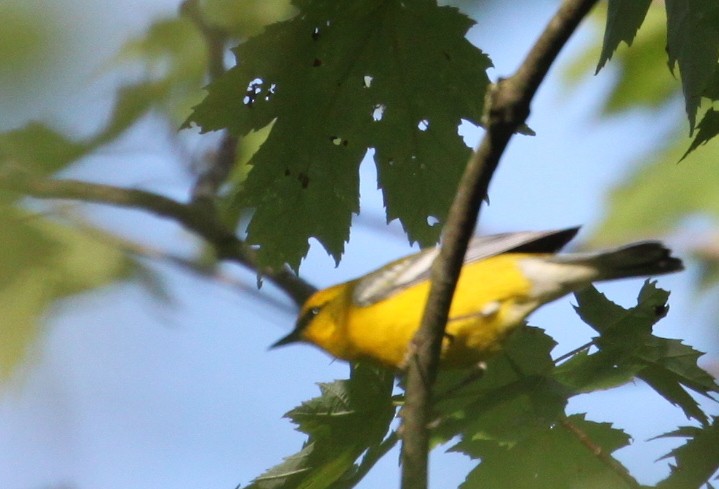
352, 227, 579, 306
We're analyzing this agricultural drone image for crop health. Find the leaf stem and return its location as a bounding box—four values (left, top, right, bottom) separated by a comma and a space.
559, 416, 641, 488
554, 340, 594, 364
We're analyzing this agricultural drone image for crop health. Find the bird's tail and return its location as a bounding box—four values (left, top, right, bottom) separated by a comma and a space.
551, 241, 684, 281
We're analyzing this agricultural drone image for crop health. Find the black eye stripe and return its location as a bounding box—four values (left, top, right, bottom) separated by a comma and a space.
296, 305, 323, 331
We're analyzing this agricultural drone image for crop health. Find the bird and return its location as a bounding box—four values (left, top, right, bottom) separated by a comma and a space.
271, 227, 683, 369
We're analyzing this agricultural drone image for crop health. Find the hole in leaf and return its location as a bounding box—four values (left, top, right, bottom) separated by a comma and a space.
654, 305, 668, 318
363, 75, 373, 88
244, 78, 264, 107
418, 119, 429, 131
372, 104, 385, 121
427, 216, 440, 226
330, 136, 347, 146
265, 83, 277, 101
312, 27, 320, 40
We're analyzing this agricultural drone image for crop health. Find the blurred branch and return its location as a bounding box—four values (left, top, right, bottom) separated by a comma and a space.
0, 166, 315, 306
180, 0, 228, 80
56, 209, 297, 312
400, 1, 600, 488
181, 0, 240, 206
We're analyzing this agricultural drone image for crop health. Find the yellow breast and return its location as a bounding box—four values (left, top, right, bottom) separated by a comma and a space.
344, 253, 541, 368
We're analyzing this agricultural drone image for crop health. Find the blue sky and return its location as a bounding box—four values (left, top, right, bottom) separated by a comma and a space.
0, 1, 716, 488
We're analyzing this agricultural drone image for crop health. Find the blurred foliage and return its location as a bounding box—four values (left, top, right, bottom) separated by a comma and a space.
0, 0, 293, 380
0, 3, 67, 101
594, 0, 719, 137
0, 207, 129, 379
200, 0, 295, 36
589, 134, 719, 247
568, 3, 719, 258
566, 5, 679, 113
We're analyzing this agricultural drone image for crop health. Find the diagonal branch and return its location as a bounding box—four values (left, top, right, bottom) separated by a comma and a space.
0, 166, 315, 306
400, 1, 600, 488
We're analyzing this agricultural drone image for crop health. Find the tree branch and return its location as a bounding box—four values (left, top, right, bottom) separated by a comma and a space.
400, 1, 600, 488
0, 166, 315, 306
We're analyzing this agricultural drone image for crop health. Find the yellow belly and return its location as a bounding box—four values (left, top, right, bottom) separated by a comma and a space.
345, 253, 542, 368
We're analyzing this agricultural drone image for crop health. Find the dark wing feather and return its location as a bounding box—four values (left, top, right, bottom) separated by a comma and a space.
352, 227, 579, 306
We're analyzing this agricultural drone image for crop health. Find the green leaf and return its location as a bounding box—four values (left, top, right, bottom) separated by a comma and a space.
188, 0, 491, 270
92, 82, 170, 147
596, 0, 651, 72
554, 349, 642, 393
565, 6, 679, 114
247, 363, 395, 489
200, 0, 295, 37
457, 414, 633, 489
435, 327, 569, 448
655, 417, 719, 489
573, 281, 667, 336
589, 135, 719, 247
665, 0, 719, 129
682, 107, 719, 160
0, 208, 129, 380
635, 339, 718, 423
112, 17, 208, 124
0, 123, 89, 175
563, 283, 718, 423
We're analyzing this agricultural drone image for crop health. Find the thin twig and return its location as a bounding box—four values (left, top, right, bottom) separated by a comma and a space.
554, 340, 594, 364
54, 209, 298, 312
400, 1, 600, 488
0, 166, 315, 306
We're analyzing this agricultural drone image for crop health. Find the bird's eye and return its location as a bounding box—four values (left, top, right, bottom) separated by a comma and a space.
296, 305, 323, 331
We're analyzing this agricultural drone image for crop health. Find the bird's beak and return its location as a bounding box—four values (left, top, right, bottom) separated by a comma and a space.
270, 330, 302, 349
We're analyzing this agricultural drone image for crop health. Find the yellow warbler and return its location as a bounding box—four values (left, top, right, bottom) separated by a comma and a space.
272, 228, 682, 369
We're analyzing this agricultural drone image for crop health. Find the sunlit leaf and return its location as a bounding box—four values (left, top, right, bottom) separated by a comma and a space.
0, 123, 88, 175
589, 135, 719, 246
0, 209, 129, 380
